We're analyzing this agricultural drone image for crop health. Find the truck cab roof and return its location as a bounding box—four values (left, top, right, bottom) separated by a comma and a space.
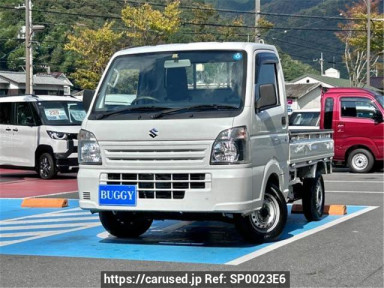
115, 42, 278, 57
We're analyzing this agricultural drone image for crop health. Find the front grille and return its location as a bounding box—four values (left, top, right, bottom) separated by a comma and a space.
104, 146, 208, 164
82, 192, 91, 200
102, 173, 209, 200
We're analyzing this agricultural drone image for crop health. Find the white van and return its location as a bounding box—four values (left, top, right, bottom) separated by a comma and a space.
0, 95, 86, 179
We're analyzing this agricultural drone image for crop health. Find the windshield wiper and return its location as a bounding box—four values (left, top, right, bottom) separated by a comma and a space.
151, 104, 238, 119
94, 106, 170, 120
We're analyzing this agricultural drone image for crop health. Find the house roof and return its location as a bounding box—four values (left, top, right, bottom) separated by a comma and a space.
285, 83, 322, 99
291, 74, 379, 91
291, 74, 352, 87
0, 77, 8, 84
0, 71, 73, 86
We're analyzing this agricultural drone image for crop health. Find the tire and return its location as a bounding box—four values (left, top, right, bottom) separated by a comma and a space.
235, 183, 287, 244
38, 152, 57, 179
347, 148, 374, 173
302, 173, 325, 221
99, 211, 153, 238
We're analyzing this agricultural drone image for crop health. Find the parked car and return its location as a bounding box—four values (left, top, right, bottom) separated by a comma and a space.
77, 42, 334, 244
0, 95, 86, 179
320, 87, 384, 173
289, 109, 320, 130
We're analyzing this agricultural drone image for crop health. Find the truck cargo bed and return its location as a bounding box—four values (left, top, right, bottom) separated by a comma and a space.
289, 129, 334, 165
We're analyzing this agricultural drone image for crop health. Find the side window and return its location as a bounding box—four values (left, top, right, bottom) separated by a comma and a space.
255, 53, 279, 111
341, 97, 378, 120
104, 68, 140, 106
16, 102, 35, 126
324, 98, 334, 129
0, 102, 12, 124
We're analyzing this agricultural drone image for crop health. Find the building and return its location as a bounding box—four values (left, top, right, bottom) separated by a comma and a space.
0, 71, 73, 96
287, 70, 379, 111
285, 83, 323, 112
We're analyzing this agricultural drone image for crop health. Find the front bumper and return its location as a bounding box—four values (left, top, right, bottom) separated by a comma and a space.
53, 139, 78, 171
78, 166, 261, 214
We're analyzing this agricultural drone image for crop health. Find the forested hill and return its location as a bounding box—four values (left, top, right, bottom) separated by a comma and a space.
207, 0, 363, 77
0, 0, 365, 87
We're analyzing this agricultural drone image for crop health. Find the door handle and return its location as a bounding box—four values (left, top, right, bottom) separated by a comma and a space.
13, 128, 18, 132
5, 128, 11, 131
281, 116, 287, 126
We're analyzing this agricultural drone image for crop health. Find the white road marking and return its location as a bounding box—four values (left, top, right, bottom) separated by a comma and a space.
325, 180, 383, 183
26, 212, 92, 218
326, 191, 384, 194
23, 190, 79, 198
0, 224, 101, 247
0, 216, 99, 225
0, 207, 101, 247
226, 206, 379, 266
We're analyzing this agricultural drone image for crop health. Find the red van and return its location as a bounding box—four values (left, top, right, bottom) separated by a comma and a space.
320, 87, 384, 173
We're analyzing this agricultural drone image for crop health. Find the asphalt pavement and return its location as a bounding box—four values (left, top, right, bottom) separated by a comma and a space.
0, 167, 383, 288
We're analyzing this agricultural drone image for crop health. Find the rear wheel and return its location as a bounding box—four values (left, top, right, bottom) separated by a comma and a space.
99, 211, 153, 238
38, 152, 57, 179
235, 183, 287, 243
302, 173, 325, 221
348, 148, 374, 173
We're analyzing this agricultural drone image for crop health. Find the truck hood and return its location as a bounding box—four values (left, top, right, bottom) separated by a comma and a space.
84, 118, 235, 142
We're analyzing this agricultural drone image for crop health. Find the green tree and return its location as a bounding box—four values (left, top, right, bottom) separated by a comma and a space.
336, 0, 384, 86
64, 21, 123, 89
121, 1, 181, 46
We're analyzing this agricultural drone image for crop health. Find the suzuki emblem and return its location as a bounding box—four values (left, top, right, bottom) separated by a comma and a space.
149, 128, 158, 138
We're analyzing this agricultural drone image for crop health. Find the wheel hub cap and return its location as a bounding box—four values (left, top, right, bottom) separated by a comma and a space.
250, 195, 279, 231
353, 153, 368, 170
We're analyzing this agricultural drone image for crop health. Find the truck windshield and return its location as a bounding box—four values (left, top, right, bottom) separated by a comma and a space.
91, 50, 246, 119
37, 101, 86, 126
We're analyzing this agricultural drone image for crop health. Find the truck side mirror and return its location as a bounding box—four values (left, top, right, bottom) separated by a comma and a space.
83, 89, 95, 112
256, 83, 277, 112
373, 111, 383, 123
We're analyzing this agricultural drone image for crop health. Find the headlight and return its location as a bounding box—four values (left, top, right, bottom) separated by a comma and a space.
210, 126, 249, 164
78, 129, 102, 165
47, 131, 68, 140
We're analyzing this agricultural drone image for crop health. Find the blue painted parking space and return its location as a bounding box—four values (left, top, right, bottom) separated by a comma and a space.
0, 199, 375, 265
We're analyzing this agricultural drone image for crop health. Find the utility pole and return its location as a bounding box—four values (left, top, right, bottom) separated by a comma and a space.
255, 0, 260, 42
366, 0, 371, 87
313, 53, 324, 75
25, 0, 32, 94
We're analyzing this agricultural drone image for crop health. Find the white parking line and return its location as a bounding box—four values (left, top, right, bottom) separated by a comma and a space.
327, 191, 384, 194
226, 206, 379, 266
0, 216, 99, 225
0, 208, 101, 247
325, 180, 383, 183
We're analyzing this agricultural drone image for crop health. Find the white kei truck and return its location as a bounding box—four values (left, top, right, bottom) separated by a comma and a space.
78, 42, 334, 243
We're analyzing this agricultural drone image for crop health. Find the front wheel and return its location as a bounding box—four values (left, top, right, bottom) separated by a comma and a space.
99, 211, 153, 238
235, 183, 287, 243
302, 173, 325, 221
348, 148, 374, 173
38, 152, 57, 179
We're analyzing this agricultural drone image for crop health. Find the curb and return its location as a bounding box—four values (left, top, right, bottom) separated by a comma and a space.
21, 198, 68, 208
292, 204, 347, 215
